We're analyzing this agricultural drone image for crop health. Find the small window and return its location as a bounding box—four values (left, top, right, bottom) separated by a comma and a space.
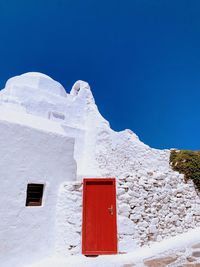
26, 184, 44, 206
48, 111, 65, 121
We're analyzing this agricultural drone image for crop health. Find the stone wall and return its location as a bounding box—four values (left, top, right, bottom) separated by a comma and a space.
56, 182, 83, 255
56, 170, 200, 255
117, 170, 200, 252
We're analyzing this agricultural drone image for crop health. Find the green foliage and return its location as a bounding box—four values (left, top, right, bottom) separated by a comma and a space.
170, 149, 200, 190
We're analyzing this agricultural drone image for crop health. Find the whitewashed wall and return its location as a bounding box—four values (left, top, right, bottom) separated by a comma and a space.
56, 173, 200, 255
0, 117, 76, 267
0, 72, 200, 263
55, 97, 200, 255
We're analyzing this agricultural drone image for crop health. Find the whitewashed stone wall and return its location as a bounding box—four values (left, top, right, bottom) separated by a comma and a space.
116, 171, 200, 252
56, 169, 200, 255
56, 182, 83, 255
1, 72, 200, 259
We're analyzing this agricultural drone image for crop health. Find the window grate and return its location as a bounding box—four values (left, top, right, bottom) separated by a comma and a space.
26, 184, 44, 206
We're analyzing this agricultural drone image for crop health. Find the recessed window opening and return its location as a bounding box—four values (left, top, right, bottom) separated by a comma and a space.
48, 111, 65, 121
26, 183, 44, 207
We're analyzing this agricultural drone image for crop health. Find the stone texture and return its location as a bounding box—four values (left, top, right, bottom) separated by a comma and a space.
192, 251, 200, 258
181, 264, 200, 267
187, 256, 197, 262
192, 243, 200, 249
56, 161, 200, 255
115, 173, 200, 250
144, 255, 178, 267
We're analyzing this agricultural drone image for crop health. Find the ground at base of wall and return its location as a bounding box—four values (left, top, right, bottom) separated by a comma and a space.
24, 227, 200, 267
23, 245, 200, 267
142, 244, 200, 267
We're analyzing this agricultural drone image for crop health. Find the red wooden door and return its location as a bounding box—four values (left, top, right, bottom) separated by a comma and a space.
82, 178, 117, 255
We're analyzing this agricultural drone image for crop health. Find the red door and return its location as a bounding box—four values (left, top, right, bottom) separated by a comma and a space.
82, 178, 117, 255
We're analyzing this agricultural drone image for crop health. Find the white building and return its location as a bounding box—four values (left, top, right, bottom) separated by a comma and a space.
0, 72, 200, 267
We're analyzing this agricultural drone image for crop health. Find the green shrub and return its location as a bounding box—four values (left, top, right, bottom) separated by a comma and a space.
170, 149, 200, 190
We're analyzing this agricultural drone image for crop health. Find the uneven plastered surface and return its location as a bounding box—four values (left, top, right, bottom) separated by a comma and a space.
0, 72, 199, 267
0, 119, 76, 267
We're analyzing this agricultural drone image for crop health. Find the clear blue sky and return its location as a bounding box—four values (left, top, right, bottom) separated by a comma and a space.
0, 0, 200, 149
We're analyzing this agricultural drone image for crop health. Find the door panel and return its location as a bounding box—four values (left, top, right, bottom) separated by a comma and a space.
82, 178, 117, 255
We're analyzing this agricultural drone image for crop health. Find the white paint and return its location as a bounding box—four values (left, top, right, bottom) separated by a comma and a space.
5, 72, 67, 97
24, 227, 200, 267
0, 110, 76, 267
0, 72, 200, 267
0, 73, 101, 177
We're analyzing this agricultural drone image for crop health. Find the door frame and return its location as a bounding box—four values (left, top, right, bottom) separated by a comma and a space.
82, 178, 118, 255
